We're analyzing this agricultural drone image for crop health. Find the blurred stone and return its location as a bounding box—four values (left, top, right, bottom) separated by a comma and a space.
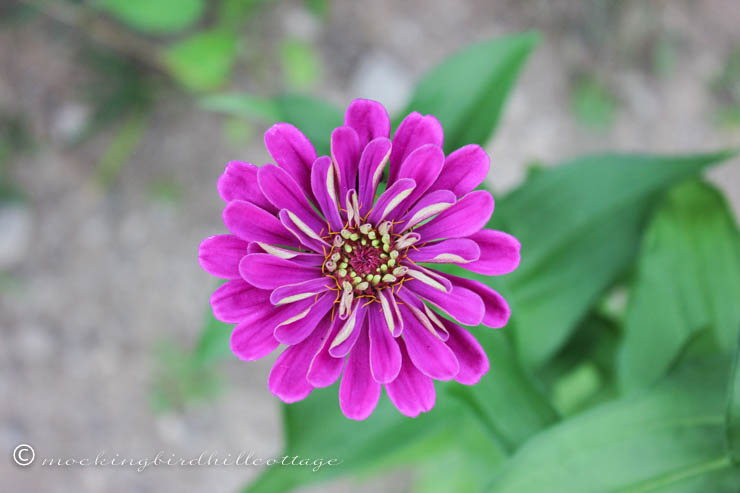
349, 52, 412, 115
0, 203, 32, 269
51, 102, 90, 143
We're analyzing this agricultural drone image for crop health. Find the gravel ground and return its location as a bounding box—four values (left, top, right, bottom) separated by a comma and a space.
1, 1, 739, 492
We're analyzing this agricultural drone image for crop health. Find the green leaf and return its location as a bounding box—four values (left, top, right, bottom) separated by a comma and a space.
448, 329, 559, 452
618, 180, 740, 391
486, 358, 740, 493
163, 30, 238, 91
242, 388, 462, 493
495, 151, 736, 368
199, 93, 282, 121
96, 0, 204, 34
402, 32, 538, 153
727, 333, 740, 464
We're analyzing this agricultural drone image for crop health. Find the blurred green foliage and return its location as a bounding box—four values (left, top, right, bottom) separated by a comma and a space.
163, 29, 238, 91
570, 75, 617, 129
95, 0, 205, 34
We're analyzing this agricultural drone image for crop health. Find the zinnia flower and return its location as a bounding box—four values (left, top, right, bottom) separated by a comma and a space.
198, 99, 520, 420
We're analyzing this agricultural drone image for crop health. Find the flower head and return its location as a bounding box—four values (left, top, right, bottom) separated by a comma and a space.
199, 99, 520, 420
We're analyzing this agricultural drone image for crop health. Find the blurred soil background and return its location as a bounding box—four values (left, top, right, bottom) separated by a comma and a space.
1, 0, 739, 491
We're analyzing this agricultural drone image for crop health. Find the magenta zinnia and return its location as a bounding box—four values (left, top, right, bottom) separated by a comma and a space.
198, 99, 520, 420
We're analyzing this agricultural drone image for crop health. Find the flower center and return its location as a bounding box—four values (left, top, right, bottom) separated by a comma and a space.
323, 222, 409, 295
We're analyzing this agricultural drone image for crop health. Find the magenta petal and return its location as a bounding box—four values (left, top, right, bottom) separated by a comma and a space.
367, 305, 402, 383
388, 112, 444, 184
278, 209, 331, 253
264, 123, 317, 203
268, 323, 327, 403
210, 279, 270, 323
339, 328, 381, 420
357, 138, 392, 216
399, 304, 459, 380
270, 277, 334, 305
404, 278, 484, 326
310, 156, 344, 232
407, 238, 480, 264
344, 98, 391, 148
393, 144, 445, 212
275, 292, 335, 344
217, 161, 278, 213
331, 126, 361, 208
238, 254, 322, 289
198, 234, 249, 279
441, 318, 489, 385
459, 230, 521, 275
258, 164, 326, 234
230, 299, 318, 361
428, 145, 490, 198
230, 319, 280, 361
329, 301, 368, 357
222, 200, 299, 247
396, 189, 456, 231
440, 272, 511, 328
367, 178, 416, 225
385, 340, 436, 418
414, 190, 494, 242
247, 242, 323, 266
307, 315, 346, 388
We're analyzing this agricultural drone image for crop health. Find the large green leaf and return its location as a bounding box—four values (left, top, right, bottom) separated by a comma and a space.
448, 328, 559, 452
493, 151, 736, 368
402, 32, 538, 153
728, 334, 740, 464
163, 30, 238, 92
96, 0, 204, 34
486, 358, 740, 493
618, 181, 740, 391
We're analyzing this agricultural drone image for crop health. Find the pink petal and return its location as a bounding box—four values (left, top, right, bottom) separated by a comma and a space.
217, 161, 278, 213
398, 304, 459, 380
210, 279, 270, 323
310, 156, 344, 232
414, 190, 494, 242
385, 340, 436, 418
258, 164, 326, 234
268, 320, 328, 403
328, 301, 368, 357
331, 126, 361, 209
238, 254, 323, 289
264, 123, 317, 203
278, 209, 331, 253
441, 318, 489, 385
198, 234, 249, 279
367, 178, 416, 225
440, 272, 511, 328
339, 327, 381, 420
222, 200, 299, 247
357, 138, 392, 216
428, 145, 490, 198
403, 278, 484, 326
230, 319, 280, 361
247, 242, 324, 266
344, 98, 391, 148
396, 189, 456, 231
407, 238, 480, 264
307, 316, 346, 388
393, 144, 445, 213
459, 230, 521, 275
367, 304, 402, 383
388, 112, 444, 184
270, 277, 335, 305
274, 292, 335, 345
